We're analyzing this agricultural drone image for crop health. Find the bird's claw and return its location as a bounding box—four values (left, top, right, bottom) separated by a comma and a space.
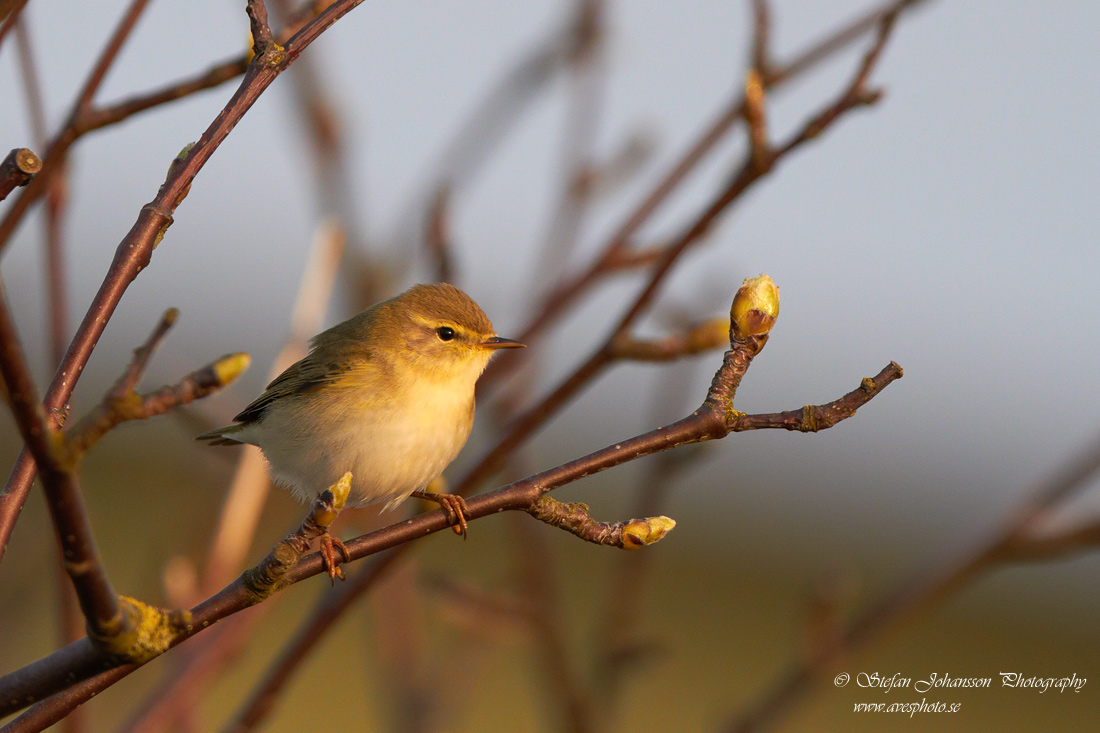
318, 531, 351, 584
412, 490, 470, 539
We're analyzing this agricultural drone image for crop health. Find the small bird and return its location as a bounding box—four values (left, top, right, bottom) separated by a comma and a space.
197, 283, 524, 579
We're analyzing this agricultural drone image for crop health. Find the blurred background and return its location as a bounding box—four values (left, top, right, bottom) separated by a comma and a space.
1, 0, 1099, 730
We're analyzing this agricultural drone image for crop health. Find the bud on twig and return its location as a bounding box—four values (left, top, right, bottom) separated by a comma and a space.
621, 516, 677, 550
730, 273, 779, 340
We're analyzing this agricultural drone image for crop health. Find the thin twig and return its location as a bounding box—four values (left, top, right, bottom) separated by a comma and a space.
459, 27, 896, 495
0, 0, 30, 53
479, 0, 928, 391
0, 0, 369, 568
727, 432, 1100, 732
0, 0, 152, 251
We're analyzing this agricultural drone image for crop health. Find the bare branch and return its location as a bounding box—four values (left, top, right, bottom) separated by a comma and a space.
727, 432, 1100, 732
481, 0, 926, 390
245, 0, 276, 56
426, 185, 456, 283
527, 496, 676, 549
608, 318, 728, 362
0, 0, 370, 567
0, 0, 31, 54
0, 286, 903, 722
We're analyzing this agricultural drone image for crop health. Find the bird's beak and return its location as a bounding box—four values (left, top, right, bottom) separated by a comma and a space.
481, 336, 526, 350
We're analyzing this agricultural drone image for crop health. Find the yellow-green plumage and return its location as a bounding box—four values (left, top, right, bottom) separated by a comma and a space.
196, 283, 522, 507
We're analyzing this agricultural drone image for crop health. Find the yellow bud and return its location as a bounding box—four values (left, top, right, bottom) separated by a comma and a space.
330, 471, 352, 511
213, 352, 251, 386
621, 516, 677, 550
730, 273, 779, 339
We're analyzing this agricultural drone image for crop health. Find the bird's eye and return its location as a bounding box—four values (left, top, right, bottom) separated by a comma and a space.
436, 326, 456, 341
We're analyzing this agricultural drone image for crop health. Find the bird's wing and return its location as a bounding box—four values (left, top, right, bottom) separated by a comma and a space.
233, 353, 346, 425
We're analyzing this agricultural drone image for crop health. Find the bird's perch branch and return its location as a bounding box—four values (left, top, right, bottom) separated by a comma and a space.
0, 275, 904, 727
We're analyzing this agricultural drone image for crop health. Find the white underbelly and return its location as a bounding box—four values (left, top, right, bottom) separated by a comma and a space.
243, 381, 475, 508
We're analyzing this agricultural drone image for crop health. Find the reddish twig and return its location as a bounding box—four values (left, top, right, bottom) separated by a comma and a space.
0, 0, 370, 567
0, 0, 30, 52
458, 22, 897, 496
426, 185, 456, 283
728, 432, 1100, 732
480, 0, 928, 391
0, 0, 152, 251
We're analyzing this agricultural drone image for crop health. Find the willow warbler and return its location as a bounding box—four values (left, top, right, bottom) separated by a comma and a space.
198, 283, 523, 575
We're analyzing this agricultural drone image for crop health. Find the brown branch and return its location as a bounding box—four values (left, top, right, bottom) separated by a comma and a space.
607, 317, 728, 362
480, 0, 927, 391
529, 0, 606, 306
426, 185, 456, 283
223, 551, 403, 732
0, 277, 125, 641
726, 434, 1100, 732
996, 519, 1100, 563
0, 0, 369, 567
0, 148, 41, 202
460, 26, 895, 495
0, 291, 902, 726
64, 347, 250, 462
0, 0, 151, 250
246, 0, 276, 56
0, 0, 30, 53
750, 0, 772, 80
526, 496, 675, 549
729, 362, 904, 433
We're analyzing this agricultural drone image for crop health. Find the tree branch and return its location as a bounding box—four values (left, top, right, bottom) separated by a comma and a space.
726, 432, 1100, 732
460, 21, 896, 494
0, 279, 903, 726
0, 0, 370, 568
479, 0, 928, 391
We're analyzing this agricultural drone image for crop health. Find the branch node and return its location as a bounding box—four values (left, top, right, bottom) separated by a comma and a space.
241, 472, 352, 603
87, 596, 190, 663
799, 405, 820, 433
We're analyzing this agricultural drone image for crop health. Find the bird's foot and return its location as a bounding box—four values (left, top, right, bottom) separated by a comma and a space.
411, 489, 470, 538
318, 531, 351, 584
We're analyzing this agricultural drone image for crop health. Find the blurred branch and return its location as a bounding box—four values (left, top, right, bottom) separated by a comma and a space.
116, 222, 345, 733
14, 16, 71, 368
0, 0, 29, 53
0, 148, 41, 202
0, 286, 903, 724
607, 317, 728, 362
510, 515, 597, 733
529, 0, 606, 301
728, 432, 1100, 732
459, 20, 898, 495
426, 186, 456, 283
480, 0, 927, 391
0, 0, 152, 252
0, 0, 369, 569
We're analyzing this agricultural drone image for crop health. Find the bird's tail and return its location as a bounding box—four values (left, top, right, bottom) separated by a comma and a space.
195, 423, 247, 447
